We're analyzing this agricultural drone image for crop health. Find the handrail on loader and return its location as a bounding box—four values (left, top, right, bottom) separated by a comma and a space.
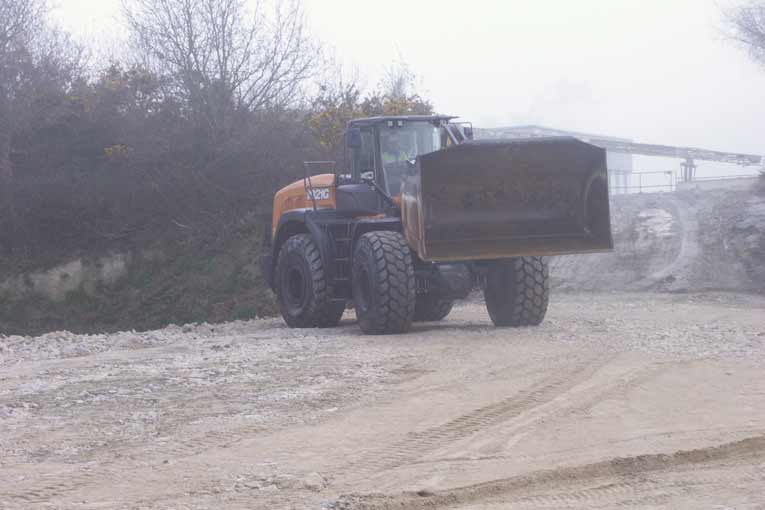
303, 161, 335, 212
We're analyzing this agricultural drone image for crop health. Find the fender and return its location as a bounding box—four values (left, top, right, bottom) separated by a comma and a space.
350, 217, 403, 248
262, 209, 335, 291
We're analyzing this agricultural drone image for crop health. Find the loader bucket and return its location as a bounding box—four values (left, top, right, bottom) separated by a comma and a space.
401, 137, 613, 262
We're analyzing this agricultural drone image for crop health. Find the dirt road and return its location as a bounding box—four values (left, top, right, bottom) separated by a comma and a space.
2, 292, 764, 509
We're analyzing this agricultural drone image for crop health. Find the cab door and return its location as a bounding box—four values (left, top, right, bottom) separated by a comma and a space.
336, 126, 382, 216
351, 127, 377, 182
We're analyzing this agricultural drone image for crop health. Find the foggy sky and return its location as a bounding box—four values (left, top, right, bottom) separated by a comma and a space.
53, 0, 765, 173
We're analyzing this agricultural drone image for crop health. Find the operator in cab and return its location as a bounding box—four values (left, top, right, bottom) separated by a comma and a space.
380, 129, 417, 195
381, 130, 414, 166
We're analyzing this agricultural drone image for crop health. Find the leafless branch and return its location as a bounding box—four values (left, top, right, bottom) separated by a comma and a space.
723, 2, 765, 66
122, 0, 320, 138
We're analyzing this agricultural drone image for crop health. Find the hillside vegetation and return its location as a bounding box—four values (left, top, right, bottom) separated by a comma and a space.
0, 0, 431, 335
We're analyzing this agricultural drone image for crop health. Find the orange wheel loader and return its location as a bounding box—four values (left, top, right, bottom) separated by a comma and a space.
262, 115, 612, 334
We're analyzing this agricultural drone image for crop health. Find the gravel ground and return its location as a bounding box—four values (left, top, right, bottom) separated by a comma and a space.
1, 291, 764, 509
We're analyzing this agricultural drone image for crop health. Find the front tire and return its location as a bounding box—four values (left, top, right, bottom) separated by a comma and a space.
276, 234, 345, 328
484, 257, 549, 327
352, 231, 415, 334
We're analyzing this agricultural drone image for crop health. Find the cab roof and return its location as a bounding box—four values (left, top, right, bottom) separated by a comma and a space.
348, 115, 458, 127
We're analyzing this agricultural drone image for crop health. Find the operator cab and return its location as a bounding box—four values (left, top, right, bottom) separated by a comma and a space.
338, 115, 473, 214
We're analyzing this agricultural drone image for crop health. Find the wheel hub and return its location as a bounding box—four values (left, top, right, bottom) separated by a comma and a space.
286, 267, 306, 307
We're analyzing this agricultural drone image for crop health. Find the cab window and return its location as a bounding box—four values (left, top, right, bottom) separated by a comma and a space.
352, 128, 376, 182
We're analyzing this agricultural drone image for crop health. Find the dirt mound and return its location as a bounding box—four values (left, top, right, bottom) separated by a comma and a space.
335, 433, 765, 510
0, 218, 277, 336
552, 178, 765, 293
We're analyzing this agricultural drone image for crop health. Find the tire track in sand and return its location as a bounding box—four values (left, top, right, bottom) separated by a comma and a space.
401, 360, 675, 472
342, 354, 614, 481
336, 433, 765, 510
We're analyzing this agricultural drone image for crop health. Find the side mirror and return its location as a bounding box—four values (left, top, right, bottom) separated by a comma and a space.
463, 125, 474, 140
347, 128, 362, 148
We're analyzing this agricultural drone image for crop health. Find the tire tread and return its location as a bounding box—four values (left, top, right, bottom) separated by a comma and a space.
276, 234, 344, 328
414, 295, 454, 322
484, 256, 549, 327
353, 231, 415, 334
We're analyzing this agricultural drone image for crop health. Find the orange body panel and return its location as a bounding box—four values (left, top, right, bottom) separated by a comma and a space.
272, 174, 337, 236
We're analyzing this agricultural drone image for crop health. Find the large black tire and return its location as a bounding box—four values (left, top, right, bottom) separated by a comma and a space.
413, 294, 454, 322
352, 231, 415, 334
275, 234, 345, 328
484, 257, 549, 327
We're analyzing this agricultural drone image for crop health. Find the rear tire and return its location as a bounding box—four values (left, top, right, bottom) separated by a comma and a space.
276, 234, 345, 328
484, 257, 549, 327
413, 294, 454, 322
352, 231, 415, 334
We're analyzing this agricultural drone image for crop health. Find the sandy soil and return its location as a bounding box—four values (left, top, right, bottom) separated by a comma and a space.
2, 292, 765, 509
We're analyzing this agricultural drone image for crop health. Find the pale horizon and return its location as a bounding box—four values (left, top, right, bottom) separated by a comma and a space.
52, 0, 765, 173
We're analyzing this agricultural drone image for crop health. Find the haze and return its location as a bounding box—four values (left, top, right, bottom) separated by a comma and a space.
53, 0, 765, 167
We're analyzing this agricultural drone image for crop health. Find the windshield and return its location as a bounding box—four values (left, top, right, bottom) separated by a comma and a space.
379, 121, 443, 195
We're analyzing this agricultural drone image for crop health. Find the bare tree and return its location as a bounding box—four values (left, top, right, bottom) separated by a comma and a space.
724, 2, 765, 66
0, 0, 45, 228
361, 59, 433, 117
123, 0, 319, 140
0, 0, 85, 237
